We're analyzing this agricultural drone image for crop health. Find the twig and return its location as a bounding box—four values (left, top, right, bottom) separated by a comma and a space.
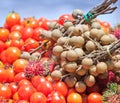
29, 40, 49, 54
79, 0, 118, 24
79, 39, 120, 64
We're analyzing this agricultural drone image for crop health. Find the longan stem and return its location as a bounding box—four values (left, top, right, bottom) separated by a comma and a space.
79, 39, 120, 64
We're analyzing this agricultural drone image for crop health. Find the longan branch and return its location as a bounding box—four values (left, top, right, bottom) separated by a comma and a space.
79, 0, 118, 24
79, 39, 120, 64
29, 40, 49, 54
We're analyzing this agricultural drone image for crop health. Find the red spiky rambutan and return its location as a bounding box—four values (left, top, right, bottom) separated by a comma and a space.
24, 60, 48, 78
114, 29, 120, 39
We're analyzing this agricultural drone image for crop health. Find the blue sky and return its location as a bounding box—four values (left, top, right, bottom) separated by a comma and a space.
0, 0, 119, 27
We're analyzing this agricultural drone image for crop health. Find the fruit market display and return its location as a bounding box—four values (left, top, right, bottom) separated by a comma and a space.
0, 0, 120, 103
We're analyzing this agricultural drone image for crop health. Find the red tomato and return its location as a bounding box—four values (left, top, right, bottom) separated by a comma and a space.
13, 59, 28, 74
11, 24, 24, 33
0, 83, 12, 99
8, 82, 18, 95
10, 39, 24, 50
88, 92, 102, 103
32, 27, 44, 41
18, 79, 32, 88
4, 40, 11, 49
21, 27, 34, 41
0, 50, 7, 64
6, 11, 21, 28
22, 17, 39, 29
23, 38, 39, 52
0, 27, 10, 42
16, 100, 29, 103
18, 85, 36, 101
47, 91, 66, 103
58, 14, 74, 25
0, 40, 5, 52
38, 17, 50, 30
67, 92, 82, 103
8, 31, 22, 40
53, 81, 68, 97
6, 47, 21, 64
14, 72, 27, 83
13, 92, 19, 101
30, 92, 47, 103
0, 67, 8, 82
5, 67, 15, 82
37, 80, 53, 96
31, 75, 47, 89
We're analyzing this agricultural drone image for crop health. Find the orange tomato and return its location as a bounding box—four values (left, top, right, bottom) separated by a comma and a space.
13, 59, 28, 74
8, 31, 22, 40
0, 27, 10, 42
22, 17, 39, 29
23, 38, 39, 52
67, 88, 76, 96
0, 83, 12, 99
0, 61, 4, 68
88, 92, 102, 103
13, 92, 19, 101
67, 92, 82, 103
11, 24, 24, 33
10, 39, 24, 50
5, 40, 11, 49
5, 67, 15, 82
6, 11, 21, 28
6, 47, 21, 64
30, 92, 47, 103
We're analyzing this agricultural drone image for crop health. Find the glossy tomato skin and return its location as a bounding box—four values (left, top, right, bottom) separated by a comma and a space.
21, 27, 34, 41
53, 81, 68, 97
11, 24, 24, 33
31, 75, 47, 89
18, 85, 36, 101
0, 83, 12, 99
22, 17, 39, 29
0, 67, 8, 82
5, 67, 15, 82
67, 92, 82, 103
30, 92, 47, 103
0, 50, 8, 64
0, 27, 10, 42
6, 11, 21, 28
10, 39, 24, 50
6, 46, 21, 64
32, 27, 44, 41
18, 79, 32, 88
47, 91, 66, 103
16, 100, 29, 103
8, 31, 22, 40
8, 82, 18, 95
38, 17, 50, 30
13, 59, 28, 74
37, 80, 53, 96
58, 14, 74, 25
14, 72, 27, 83
88, 92, 102, 103
0, 40, 5, 52
23, 38, 39, 52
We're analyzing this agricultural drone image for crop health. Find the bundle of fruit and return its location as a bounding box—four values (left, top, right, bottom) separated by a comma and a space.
0, 0, 119, 103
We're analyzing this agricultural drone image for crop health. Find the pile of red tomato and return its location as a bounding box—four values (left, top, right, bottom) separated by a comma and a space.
0, 11, 103, 103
